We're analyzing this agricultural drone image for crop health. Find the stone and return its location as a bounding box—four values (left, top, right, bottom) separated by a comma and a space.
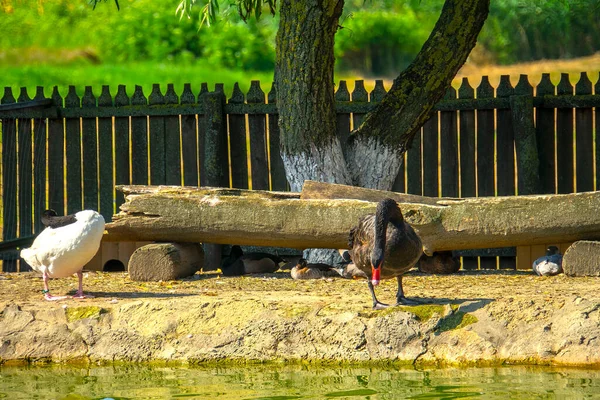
128, 242, 204, 282
562, 240, 600, 277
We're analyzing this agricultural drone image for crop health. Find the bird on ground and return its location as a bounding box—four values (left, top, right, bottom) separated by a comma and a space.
290, 258, 339, 280
347, 198, 423, 309
20, 209, 105, 301
221, 245, 286, 276
532, 246, 563, 276
416, 251, 460, 274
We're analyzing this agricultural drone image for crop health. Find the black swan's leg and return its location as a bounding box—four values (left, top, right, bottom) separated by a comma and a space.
367, 280, 389, 310
395, 275, 420, 305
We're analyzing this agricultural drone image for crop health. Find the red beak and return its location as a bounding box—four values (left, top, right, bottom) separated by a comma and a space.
371, 265, 381, 286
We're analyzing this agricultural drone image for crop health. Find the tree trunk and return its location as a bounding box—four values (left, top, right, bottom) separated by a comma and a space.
276, 0, 350, 192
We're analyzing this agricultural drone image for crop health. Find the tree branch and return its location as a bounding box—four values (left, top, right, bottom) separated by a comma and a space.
353, 0, 490, 152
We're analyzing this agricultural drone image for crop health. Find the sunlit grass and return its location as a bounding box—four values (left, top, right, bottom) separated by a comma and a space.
0, 62, 275, 99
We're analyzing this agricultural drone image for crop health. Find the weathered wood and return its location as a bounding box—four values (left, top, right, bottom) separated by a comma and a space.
406, 129, 422, 195
98, 85, 114, 221
1, 87, 18, 272
534, 73, 555, 194
164, 84, 181, 186
228, 83, 248, 189
128, 242, 204, 282
496, 75, 515, 196
114, 85, 131, 209
33, 87, 47, 234
267, 83, 288, 191
563, 241, 600, 277
47, 87, 65, 214
459, 78, 476, 198
105, 183, 600, 255
575, 72, 593, 192
476, 76, 495, 197
131, 85, 149, 185
180, 83, 199, 187
82, 86, 98, 211
352, 80, 368, 129
439, 87, 458, 197
247, 81, 269, 190
335, 81, 351, 164
422, 113, 439, 197
511, 95, 542, 195
149, 84, 166, 185
556, 74, 574, 194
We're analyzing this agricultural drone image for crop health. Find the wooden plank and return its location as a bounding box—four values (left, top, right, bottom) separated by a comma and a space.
81, 86, 98, 211
246, 81, 269, 190
335, 81, 351, 162
180, 83, 199, 187
98, 85, 114, 221
351, 80, 368, 129
406, 129, 422, 195
130, 86, 148, 185
440, 87, 458, 197
597, 76, 600, 191
535, 73, 556, 194
516, 245, 532, 271
32, 87, 47, 234
556, 73, 574, 194
476, 76, 495, 197
164, 84, 181, 186
422, 113, 439, 197
17, 88, 33, 270
496, 75, 515, 196
200, 91, 228, 271
65, 86, 82, 214
114, 85, 130, 210
47, 87, 65, 214
1, 87, 18, 272
574, 72, 593, 192
228, 83, 248, 189
458, 78, 476, 197
511, 95, 542, 195
148, 84, 166, 185
267, 83, 288, 191
197, 83, 210, 185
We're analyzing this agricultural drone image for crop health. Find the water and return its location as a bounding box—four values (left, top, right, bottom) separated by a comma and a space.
1, 364, 600, 399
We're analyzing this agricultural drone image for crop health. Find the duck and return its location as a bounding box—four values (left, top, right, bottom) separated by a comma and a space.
20, 209, 105, 301
532, 246, 563, 276
348, 198, 423, 309
290, 258, 339, 280
221, 245, 286, 276
416, 251, 460, 274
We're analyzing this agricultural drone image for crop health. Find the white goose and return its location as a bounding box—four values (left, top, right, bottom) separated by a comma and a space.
20, 209, 105, 300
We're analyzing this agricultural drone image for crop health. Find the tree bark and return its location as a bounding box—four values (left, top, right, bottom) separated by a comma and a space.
276, 0, 350, 192
106, 185, 600, 255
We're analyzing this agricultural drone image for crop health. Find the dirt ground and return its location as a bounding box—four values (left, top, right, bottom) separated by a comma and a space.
2, 267, 599, 311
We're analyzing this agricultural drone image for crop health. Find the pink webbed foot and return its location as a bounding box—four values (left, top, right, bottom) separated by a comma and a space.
44, 292, 68, 301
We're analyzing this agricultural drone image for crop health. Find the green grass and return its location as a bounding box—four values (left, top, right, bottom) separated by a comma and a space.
0, 62, 275, 100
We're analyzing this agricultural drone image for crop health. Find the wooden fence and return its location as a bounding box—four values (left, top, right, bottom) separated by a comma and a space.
1, 73, 599, 272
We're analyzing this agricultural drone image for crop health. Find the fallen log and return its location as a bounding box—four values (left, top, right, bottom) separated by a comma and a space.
105, 184, 600, 253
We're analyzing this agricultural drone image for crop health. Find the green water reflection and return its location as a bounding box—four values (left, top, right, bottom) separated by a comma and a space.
1, 364, 600, 399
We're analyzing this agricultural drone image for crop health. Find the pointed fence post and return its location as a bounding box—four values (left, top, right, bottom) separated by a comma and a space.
201, 90, 228, 270
511, 94, 542, 195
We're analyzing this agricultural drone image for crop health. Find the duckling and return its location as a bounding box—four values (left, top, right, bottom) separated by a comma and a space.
221, 245, 286, 276
416, 251, 460, 274
532, 246, 563, 276
20, 209, 105, 301
290, 258, 339, 280
348, 198, 423, 309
